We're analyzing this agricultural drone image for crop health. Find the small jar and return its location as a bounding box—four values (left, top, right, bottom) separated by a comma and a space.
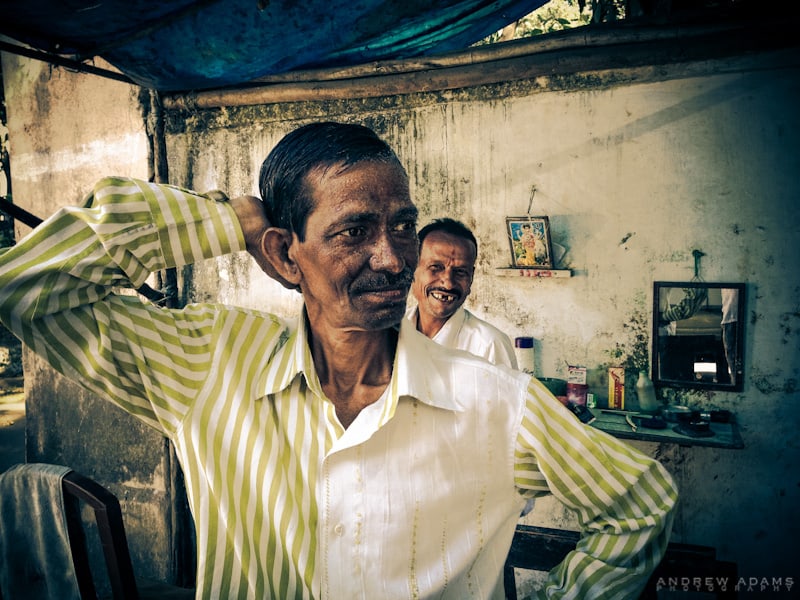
514, 337, 535, 374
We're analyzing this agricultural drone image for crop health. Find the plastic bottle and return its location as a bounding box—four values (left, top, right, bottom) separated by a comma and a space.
514, 337, 535, 374
636, 370, 660, 414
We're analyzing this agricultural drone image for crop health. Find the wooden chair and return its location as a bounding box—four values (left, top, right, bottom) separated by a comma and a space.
0, 463, 194, 600
62, 469, 195, 600
504, 524, 738, 599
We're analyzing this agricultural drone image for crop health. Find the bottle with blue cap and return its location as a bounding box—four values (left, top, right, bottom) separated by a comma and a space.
514, 336, 535, 374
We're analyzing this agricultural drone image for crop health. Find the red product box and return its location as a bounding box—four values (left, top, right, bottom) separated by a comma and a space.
608, 367, 625, 409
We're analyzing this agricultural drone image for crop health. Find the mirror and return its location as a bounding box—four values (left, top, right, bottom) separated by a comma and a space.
652, 282, 745, 392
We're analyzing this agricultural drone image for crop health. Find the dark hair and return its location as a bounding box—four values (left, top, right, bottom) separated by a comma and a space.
417, 218, 478, 255
258, 122, 402, 240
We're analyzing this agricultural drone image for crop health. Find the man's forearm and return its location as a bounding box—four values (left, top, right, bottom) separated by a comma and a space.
0, 177, 246, 430
516, 380, 678, 598
0, 177, 245, 326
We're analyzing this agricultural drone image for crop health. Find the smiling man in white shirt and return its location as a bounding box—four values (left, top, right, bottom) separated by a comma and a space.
406, 218, 517, 370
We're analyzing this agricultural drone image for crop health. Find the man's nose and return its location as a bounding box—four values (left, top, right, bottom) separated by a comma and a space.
369, 233, 406, 273
438, 268, 455, 287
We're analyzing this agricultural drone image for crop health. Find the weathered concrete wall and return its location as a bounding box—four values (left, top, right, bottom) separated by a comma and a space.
0, 54, 193, 586
3, 38, 799, 592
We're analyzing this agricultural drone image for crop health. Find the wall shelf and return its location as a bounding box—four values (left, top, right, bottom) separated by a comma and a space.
494, 268, 572, 279
589, 409, 744, 449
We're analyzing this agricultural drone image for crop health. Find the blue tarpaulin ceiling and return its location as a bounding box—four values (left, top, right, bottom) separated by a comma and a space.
0, 0, 548, 91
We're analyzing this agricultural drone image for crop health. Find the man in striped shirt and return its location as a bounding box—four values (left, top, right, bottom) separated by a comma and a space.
0, 122, 677, 599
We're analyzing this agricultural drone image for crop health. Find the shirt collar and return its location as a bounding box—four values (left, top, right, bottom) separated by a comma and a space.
430, 305, 467, 347
255, 310, 315, 398
404, 304, 469, 349
257, 308, 464, 413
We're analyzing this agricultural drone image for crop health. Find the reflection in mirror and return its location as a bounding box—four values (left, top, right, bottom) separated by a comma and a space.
652, 282, 745, 392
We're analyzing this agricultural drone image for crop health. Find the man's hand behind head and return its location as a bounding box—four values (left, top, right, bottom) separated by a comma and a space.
228, 194, 299, 291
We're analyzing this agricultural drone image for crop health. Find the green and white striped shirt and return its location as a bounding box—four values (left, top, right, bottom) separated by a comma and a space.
0, 177, 678, 599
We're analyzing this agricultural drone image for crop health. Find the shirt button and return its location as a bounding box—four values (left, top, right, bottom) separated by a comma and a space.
333, 523, 344, 536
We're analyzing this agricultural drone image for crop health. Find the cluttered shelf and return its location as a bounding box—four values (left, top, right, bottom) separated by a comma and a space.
494, 268, 572, 278
533, 368, 743, 449
588, 408, 744, 449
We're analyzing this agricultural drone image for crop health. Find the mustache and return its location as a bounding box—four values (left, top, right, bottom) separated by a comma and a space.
351, 269, 414, 294
429, 286, 461, 297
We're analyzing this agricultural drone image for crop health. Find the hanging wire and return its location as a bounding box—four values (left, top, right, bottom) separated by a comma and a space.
692, 249, 706, 281
527, 185, 536, 214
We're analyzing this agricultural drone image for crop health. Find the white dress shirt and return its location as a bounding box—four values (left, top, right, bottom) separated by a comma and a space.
405, 306, 518, 369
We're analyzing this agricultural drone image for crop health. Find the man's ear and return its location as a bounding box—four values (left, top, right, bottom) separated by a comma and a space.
258, 227, 302, 290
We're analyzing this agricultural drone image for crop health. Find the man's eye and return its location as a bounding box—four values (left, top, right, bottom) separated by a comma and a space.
341, 226, 367, 238
393, 221, 417, 234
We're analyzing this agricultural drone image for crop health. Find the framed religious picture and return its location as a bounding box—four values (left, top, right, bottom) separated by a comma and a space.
506, 216, 554, 268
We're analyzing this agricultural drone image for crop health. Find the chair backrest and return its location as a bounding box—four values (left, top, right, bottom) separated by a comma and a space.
503, 525, 579, 599
0, 463, 140, 600
1, 463, 194, 600
62, 470, 140, 600
504, 524, 738, 599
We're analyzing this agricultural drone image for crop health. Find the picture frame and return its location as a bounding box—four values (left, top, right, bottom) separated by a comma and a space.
506, 216, 554, 269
